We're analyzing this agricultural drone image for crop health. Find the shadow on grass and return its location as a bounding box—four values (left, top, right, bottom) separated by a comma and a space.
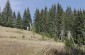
47, 47, 85, 55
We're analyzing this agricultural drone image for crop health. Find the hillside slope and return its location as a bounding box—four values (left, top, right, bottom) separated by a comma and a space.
0, 26, 65, 55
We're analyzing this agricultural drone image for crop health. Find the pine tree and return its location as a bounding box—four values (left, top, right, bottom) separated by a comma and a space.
65, 7, 74, 31
72, 9, 77, 37
12, 12, 16, 27
43, 7, 48, 33
33, 3, 85, 43
56, 3, 63, 38
34, 9, 41, 33
0, 7, 2, 25
73, 10, 84, 44
47, 4, 57, 38
39, 9, 48, 32
82, 10, 85, 44
27, 8, 32, 26
16, 12, 22, 29
2, 0, 13, 27
23, 8, 32, 30
23, 9, 28, 30
64, 7, 74, 39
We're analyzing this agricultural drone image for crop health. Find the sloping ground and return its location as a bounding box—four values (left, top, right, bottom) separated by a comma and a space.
0, 26, 66, 55
0, 38, 65, 55
0, 26, 53, 41
0, 26, 85, 55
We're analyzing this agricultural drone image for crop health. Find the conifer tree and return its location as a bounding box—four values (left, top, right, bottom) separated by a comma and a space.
65, 7, 73, 31
12, 12, 16, 27
82, 10, 85, 44
2, 0, 13, 27
27, 8, 32, 25
47, 4, 57, 37
43, 7, 48, 33
64, 7, 74, 38
16, 12, 22, 29
73, 10, 84, 44
34, 9, 41, 33
23, 8, 32, 30
56, 3, 63, 38
39, 9, 44, 32
23, 9, 28, 29
0, 7, 2, 25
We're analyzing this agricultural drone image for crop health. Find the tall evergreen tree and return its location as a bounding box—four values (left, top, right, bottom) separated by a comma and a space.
34, 9, 41, 33
82, 10, 85, 44
27, 8, 32, 25
72, 9, 77, 36
73, 10, 84, 44
47, 4, 57, 37
56, 3, 63, 38
23, 8, 32, 30
0, 7, 2, 25
16, 12, 22, 29
27, 8, 32, 30
65, 7, 73, 31
23, 9, 28, 30
43, 7, 48, 33
39, 9, 47, 32
2, 0, 13, 27
12, 12, 16, 27
64, 7, 74, 38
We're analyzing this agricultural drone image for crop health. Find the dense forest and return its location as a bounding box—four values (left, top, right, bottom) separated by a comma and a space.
34, 4, 85, 45
0, 0, 85, 45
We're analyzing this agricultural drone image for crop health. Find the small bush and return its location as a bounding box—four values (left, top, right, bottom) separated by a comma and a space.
20, 29, 24, 31
22, 35, 25, 39
42, 36, 44, 39
65, 38, 73, 48
9, 36, 16, 38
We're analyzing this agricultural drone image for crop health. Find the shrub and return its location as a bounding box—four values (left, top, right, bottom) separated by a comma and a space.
9, 36, 16, 38
65, 38, 73, 48
22, 35, 25, 39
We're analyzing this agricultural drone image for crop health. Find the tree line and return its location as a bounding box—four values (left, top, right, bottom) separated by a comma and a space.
0, 0, 32, 30
34, 3, 85, 44
0, 0, 85, 44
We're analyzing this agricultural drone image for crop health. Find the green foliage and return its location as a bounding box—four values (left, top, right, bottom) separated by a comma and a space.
12, 12, 16, 28
65, 38, 73, 48
0, 0, 85, 45
47, 4, 57, 37
73, 10, 84, 44
0, 0, 32, 30
23, 8, 32, 30
0, 11, 2, 25
2, 0, 14, 27
34, 3, 85, 45
34, 4, 64, 39
56, 3, 64, 38
34, 9, 41, 33
16, 12, 22, 29
65, 7, 74, 31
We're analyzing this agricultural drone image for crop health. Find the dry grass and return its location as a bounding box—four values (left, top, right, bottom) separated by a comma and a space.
0, 26, 66, 55
0, 26, 53, 41
0, 38, 65, 55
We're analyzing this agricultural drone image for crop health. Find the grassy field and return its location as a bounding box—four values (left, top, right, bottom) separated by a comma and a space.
0, 26, 65, 55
